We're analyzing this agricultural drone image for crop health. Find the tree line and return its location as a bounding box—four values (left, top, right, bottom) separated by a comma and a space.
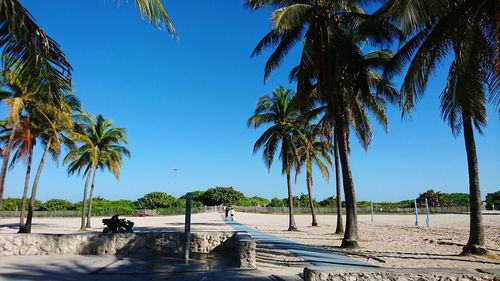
3, 187, 488, 213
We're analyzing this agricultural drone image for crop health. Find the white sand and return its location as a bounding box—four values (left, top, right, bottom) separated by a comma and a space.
234, 212, 500, 272
1, 212, 499, 275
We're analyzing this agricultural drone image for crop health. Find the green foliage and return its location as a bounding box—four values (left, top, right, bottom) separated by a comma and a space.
267, 197, 287, 207
135, 192, 177, 209
486, 192, 500, 204
319, 196, 337, 207
203, 186, 244, 206
91, 199, 136, 214
40, 199, 75, 211
239, 196, 270, 207
417, 189, 450, 207
486, 191, 500, 209
417, 189, 470, 207
442, 193, 469, 206
0, 198, 42, 211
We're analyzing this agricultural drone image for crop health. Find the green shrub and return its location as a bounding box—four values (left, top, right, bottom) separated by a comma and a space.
203, 186, 244, 206
91, 199, 136, 214
267, 198, 287, 207
0, 198, 43, 211
239, 196, 270, 207
40, 199, 75, 211
135, 192, 177, 209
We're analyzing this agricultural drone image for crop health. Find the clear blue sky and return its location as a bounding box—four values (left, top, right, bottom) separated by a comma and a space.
3, 0, 499, 203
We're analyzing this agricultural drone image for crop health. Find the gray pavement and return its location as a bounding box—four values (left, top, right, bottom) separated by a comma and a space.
0, 254, 284, 281
223, 215, 375, 268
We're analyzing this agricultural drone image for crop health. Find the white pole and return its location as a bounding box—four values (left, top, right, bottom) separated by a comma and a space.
370, 202, 374, 223
425, 198, 430, 227
414, 199, 419, 226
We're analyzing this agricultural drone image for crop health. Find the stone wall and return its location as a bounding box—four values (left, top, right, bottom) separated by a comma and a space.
235, 232, 256, 269
0, 232, 233, 256
0, 231, 257, 269
304, 267, 499, 281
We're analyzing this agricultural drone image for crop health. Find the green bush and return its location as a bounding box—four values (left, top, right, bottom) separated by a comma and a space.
91, 199, 136, 214
486, 191, 500, 209
203, 186, 244, 206
40, 199, 75, 211
267, 198, 287, 207
239, 196, 270, 207
0, 198, 43, 211
135, 192, 177, 209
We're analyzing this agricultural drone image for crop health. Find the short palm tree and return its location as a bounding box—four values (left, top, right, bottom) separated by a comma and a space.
64, 114, 130, 230
295, 123, 331, 226
248, 86, 300, 231
380, 0, 499, 255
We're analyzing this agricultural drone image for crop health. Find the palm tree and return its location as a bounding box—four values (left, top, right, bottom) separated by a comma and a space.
248, 87, 300, 231
0, 115, 40, 232
0, 0, 173, 211
246, 0, 399, 247
380, 0, 499, 255
295, 123, 331, 226
64, 114, 130, 230
0, 68, 71, 211
23, 94, 81, 233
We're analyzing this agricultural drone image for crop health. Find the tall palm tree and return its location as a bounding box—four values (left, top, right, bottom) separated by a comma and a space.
246, 0, 399, 247
295, 123, 331, 226
248, 87, 300, 231
64, 114, 130, 230
0, 68, 71, 211
380, 0, 499, 255
23, 93, 81, 233
0, 0, 174, 211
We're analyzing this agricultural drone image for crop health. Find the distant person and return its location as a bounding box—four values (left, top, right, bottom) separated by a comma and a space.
225, 206, 229, 220
230, 208, 235, 221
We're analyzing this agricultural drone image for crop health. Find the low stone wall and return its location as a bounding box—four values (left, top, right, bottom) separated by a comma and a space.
0, 232, 235, 256
304, 267, 499, 281
235, 232, 256, 269
0, 231, 257, 269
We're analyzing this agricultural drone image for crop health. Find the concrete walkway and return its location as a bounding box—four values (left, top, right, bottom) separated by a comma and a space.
223, 216, 375, 268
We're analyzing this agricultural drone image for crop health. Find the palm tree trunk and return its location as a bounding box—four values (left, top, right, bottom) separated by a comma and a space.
18, 145, 33, 233
286, 171, 297, 231
333, 133, 344, 234
86, 168, 98, 228
461, 112, 486, 255
0, 118, 20, 210
24, 140, 51, 233
80, 165, 93, 231
306, 170, 318, 226
335, 118, 359, 248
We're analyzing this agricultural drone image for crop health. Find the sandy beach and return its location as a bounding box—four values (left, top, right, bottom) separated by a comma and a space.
1, 212, 499, 275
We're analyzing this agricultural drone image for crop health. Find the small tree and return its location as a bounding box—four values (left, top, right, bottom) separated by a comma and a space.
416, 189, 449, 207
135, 192, 177, 209
202, 187, 244, 206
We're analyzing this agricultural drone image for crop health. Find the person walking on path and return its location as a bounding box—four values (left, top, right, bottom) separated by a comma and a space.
230, 208, 235, 221
225, 206, 229, 220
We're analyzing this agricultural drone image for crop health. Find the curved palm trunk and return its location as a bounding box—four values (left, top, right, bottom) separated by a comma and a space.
306, 169, 318, 226
0, 118, 20, 210
18, 146, 33, 233
335, 118, 358, 248
286, 171, 297, 231
80, 165, 94, 231
333, 133, 344, 234
461, 113, 486, 255
86, 168, 98, 228
24, 140, 51, 233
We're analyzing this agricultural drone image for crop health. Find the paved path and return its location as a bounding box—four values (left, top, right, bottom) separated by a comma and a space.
223, 216, 375, 268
